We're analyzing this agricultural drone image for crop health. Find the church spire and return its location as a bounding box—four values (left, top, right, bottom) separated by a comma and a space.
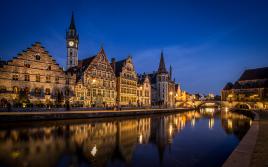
158, 50, 168, 74
69, 12, 76, 30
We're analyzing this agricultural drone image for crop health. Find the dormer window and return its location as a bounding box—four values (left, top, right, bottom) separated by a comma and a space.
35, 54, 41, 60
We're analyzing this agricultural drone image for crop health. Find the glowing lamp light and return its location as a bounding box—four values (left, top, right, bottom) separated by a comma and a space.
91, 145, 97, 157
138, 134, 143, 144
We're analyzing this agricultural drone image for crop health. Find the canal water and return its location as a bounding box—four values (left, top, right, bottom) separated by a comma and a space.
0, 109, 252, 167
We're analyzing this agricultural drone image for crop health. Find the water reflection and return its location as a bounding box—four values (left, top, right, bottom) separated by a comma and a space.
0, 109, 251, 167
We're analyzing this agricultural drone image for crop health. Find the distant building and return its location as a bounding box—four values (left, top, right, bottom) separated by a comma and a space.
222, 67, 268, 109
175, 83, 187, 102
137, 74, 151, 106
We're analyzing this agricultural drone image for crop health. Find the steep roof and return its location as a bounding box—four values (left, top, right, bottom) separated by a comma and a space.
69, 12, 76, 30
66, 55, 96, 81
114, 58, 127, 77
157, 51, 168, 74
147, 72, 157, 84
223, 82, 233, 90
239, 67, 268, 81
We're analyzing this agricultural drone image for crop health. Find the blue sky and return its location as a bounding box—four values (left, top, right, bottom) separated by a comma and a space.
0, 0, 268, 94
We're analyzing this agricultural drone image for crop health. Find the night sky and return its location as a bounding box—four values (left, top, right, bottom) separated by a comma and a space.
0, 0, 268, 95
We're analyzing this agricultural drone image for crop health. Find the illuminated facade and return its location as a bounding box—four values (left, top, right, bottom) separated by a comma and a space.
175, 83, 187, 102
148, 51, 176, 107
137, 74, 151, 106
68, 47, 117, 107
111, 56, 138, 106
222, 67, 268, 109
0, 42, 76, 107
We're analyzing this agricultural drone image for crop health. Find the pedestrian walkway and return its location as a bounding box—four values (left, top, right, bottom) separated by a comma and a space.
250, 112, 268, 167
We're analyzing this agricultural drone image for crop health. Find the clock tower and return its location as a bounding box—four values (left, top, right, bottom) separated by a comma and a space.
66, 12, 79, 70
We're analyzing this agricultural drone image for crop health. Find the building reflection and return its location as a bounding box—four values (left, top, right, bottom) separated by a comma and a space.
0, 110, 251, 167
221, 110, 251, 140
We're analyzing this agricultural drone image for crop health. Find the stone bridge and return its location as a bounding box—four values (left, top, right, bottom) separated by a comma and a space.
176, 100, 266, 109
176, 100, 222, 108
221, 101, 266, 110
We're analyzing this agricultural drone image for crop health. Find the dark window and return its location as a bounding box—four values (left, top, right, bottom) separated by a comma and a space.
45, 88, 50, 95
12, 74, 19, 80
46, 75, 51, 83
35, 88, 41, 97
66, 78, 70, 85
24, 63, 30, 68
25, 74, 30, 81
55, 76, 59, 84
65, 89, 70, 96
48, 66, 51, 70
35, 55, 41, 60
24, 87, 29, 95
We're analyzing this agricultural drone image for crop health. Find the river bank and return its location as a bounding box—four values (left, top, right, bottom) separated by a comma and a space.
0, 107, 193, 122
223, 109, 268, 167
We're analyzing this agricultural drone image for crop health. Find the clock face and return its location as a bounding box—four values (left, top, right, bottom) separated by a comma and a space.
69, 41, 74, 47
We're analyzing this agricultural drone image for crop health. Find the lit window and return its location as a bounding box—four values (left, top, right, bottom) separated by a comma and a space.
36, 74, 40, 82
13, 86, 19, 94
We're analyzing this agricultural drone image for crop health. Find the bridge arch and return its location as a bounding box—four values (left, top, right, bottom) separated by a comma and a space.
234, 103, 251, 110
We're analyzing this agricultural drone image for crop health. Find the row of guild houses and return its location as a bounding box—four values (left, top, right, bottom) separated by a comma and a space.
0, 13, 185, 108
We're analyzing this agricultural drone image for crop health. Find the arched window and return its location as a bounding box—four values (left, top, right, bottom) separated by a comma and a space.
13, 86, 19, 94
35, 54, 41, 60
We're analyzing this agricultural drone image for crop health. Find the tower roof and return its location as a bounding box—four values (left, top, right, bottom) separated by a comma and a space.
157, 51, 168, 74
69, 12, 76, 30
